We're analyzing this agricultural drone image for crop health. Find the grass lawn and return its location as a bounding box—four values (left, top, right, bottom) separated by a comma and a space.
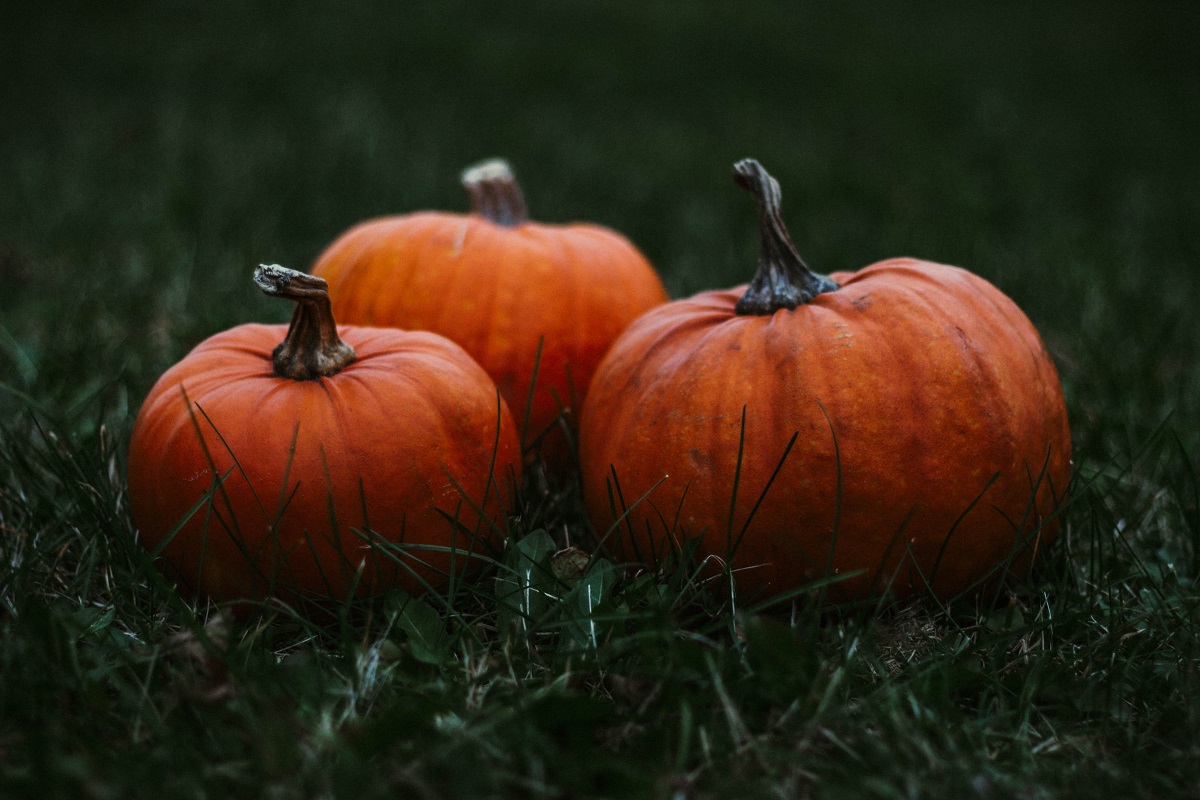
2, 2, 1198, 797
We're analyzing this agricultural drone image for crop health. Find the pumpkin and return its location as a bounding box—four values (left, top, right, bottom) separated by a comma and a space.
309, 159, 669, 469
579, 159, 1071, 603
127, 265, 521, 604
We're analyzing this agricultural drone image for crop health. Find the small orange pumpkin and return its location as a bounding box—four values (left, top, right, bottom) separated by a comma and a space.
579, 159, 1071, 603
127, 265, 521, 604
310, 159, 669, 469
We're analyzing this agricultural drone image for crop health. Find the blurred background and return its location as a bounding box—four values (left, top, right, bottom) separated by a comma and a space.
2, 1, 1198, 463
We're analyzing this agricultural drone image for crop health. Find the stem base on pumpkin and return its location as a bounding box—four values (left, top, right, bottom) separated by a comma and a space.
732, 158, 839, 315
254, 264, 356, 381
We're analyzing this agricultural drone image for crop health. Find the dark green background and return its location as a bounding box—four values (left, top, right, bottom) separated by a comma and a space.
4, 3, 1198, 455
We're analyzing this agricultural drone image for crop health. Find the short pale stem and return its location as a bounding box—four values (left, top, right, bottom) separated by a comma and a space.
461, 158, 528, 226
732, 158, 838, 315
253, 264, 356, 380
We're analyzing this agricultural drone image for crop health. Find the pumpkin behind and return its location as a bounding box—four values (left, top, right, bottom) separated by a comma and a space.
310, 160, 669, 471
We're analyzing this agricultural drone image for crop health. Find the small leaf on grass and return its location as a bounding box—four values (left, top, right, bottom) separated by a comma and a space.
495, 529, 559, 639
516, 529, 557, 564
392, 591, 451, 664
577, 558, 617, 614
561, 558, 621, 650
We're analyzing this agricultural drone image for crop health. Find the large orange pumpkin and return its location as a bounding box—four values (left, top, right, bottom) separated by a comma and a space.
579, 159, 1071, 603
127, 265, 521, 604
310, 159, 669, 469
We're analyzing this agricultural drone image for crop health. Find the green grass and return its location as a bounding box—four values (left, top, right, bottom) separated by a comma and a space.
2, 1, 1199, 797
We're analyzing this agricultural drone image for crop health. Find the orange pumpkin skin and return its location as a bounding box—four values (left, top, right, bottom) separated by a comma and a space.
127, 323, 521, 604
580, 256, 1070, 603
310, 163, 669, 468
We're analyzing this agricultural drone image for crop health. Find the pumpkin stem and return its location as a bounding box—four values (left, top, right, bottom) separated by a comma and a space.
461, 158, 529, 227
254, 264, 357, 380
733, 158, 839, 315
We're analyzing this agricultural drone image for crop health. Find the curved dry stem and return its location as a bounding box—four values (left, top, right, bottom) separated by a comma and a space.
732, 158, 838, 315
254, 264, 356, 380
461, 158, 528, 226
